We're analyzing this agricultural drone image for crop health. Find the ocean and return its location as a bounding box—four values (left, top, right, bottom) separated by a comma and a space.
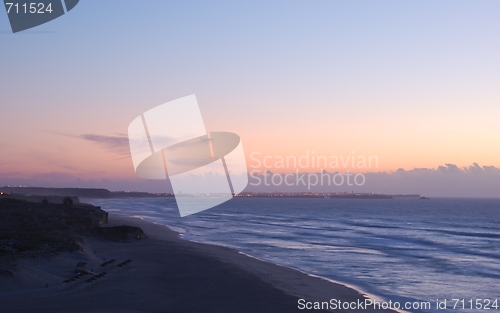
86, 197, 500, 312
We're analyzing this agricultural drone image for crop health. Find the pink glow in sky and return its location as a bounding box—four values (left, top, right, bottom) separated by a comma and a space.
0, 1, 499, 195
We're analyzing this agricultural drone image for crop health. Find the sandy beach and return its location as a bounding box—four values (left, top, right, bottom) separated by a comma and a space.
0, 213, 396, 312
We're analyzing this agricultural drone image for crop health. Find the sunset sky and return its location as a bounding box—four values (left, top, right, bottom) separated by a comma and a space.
1, 1, 499, 194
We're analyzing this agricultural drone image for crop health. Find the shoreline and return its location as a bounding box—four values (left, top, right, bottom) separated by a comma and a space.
0, 213, 398, 312
119, 214, 383, 302
107, 213, 400, 312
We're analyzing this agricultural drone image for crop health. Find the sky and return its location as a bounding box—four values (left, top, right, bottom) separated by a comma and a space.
0, 1, 499, 196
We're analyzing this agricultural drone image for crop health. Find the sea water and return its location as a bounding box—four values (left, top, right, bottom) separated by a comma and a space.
86, 197, 500, 312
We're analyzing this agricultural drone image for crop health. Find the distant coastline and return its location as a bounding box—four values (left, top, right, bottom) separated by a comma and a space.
0, 187, 426, 200
0, 186, 174, 200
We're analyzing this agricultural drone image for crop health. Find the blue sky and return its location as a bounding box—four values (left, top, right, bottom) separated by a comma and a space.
1, 1, 499, 195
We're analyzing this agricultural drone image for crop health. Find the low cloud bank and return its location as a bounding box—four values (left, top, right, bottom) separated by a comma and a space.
246, 163, 500, 197
0, 163, 498, 197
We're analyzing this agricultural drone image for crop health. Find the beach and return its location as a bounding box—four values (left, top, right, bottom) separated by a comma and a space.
0, 213, 397, 313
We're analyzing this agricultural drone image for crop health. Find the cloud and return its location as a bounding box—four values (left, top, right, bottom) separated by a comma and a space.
77, 133, 130, 156
245, 164, 500, 197
0, 163, 498, 197
437, 163, 462, 173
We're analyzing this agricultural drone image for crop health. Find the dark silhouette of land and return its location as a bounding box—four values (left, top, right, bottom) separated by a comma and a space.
0, 187, 174, 199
